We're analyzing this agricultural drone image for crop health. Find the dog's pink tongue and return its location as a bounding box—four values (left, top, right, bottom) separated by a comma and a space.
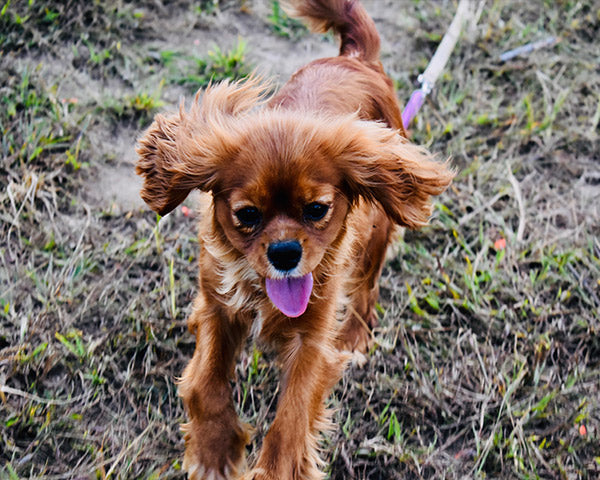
266, 273, 313, 318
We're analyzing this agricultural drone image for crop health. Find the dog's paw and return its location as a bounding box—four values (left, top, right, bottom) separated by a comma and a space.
185, 462, 233, 480
348, 349, 368, 367
182, 419, 250, 479
183, 451, 247, 480
337, 320, 373, 357
239, 467, 276, 480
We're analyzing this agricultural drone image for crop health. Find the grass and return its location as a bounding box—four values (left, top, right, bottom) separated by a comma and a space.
1, 0, 599, 479
268, 0, 308, 40
100, 80, 166, 127
144, 36, 253, 96
172, 37, 252, 91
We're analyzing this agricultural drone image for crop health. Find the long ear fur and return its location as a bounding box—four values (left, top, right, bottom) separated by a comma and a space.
335, 120, 455, 229
135, 76, 268, 216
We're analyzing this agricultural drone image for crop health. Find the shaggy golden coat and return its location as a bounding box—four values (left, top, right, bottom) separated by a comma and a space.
136, 0, 454, 478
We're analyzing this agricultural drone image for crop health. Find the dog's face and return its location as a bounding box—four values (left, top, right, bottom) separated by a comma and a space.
210, 125, 353, 316
213, 122, 349, 274
136, 78, 454, 317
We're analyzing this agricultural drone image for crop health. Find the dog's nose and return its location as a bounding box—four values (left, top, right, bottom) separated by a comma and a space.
267, 240, 302, 272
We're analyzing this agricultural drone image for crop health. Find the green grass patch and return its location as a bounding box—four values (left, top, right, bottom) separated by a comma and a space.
267, 0, 308, 40
169, 37, 252, 91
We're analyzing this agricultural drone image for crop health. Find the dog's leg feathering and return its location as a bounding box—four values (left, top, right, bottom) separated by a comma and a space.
179, 301, 251, 480
242, 329, 344, 480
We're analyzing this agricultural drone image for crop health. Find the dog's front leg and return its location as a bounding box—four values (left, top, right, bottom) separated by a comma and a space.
246, 325, 344, 480
179, 302, 250, 480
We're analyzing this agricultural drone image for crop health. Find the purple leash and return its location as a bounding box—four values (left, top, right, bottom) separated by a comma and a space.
402, 7, 557, 128
401, 83, 429, 127
401, 0, 472, 128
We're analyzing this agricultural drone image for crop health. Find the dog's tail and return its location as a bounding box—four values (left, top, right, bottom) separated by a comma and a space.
285, 0, 380, 62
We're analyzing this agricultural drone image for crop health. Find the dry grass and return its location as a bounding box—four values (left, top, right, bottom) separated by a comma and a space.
1, 1, 599, 479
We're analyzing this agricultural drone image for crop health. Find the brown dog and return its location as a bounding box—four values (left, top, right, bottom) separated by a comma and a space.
136, 0, 454, 478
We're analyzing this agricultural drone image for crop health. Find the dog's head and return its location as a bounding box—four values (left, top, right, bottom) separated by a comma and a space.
136, 77, 454, 317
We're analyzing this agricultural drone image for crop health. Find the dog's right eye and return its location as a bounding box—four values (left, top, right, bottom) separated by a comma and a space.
303, 202, 329, 222
235, 206, 262, 228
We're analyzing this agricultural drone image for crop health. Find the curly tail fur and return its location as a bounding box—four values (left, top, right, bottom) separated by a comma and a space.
284, 0, 380, 62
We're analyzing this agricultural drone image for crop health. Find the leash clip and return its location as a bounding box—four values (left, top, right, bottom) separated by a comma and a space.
417, 75, 434, 95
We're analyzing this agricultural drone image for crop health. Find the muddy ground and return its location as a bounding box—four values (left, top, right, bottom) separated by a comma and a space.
1, 1, 599, 479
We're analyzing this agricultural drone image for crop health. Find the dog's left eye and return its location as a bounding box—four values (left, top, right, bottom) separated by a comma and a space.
303, 202, 329, 221
235, 206, 262, 228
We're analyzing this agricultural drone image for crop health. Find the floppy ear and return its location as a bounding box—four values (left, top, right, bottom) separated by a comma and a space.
135, 76, 268, 216
136, 111, 196, 215
335, 121, 455, 229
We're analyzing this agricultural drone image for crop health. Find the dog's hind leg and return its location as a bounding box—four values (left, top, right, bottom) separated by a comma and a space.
337, 212, 395, 354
